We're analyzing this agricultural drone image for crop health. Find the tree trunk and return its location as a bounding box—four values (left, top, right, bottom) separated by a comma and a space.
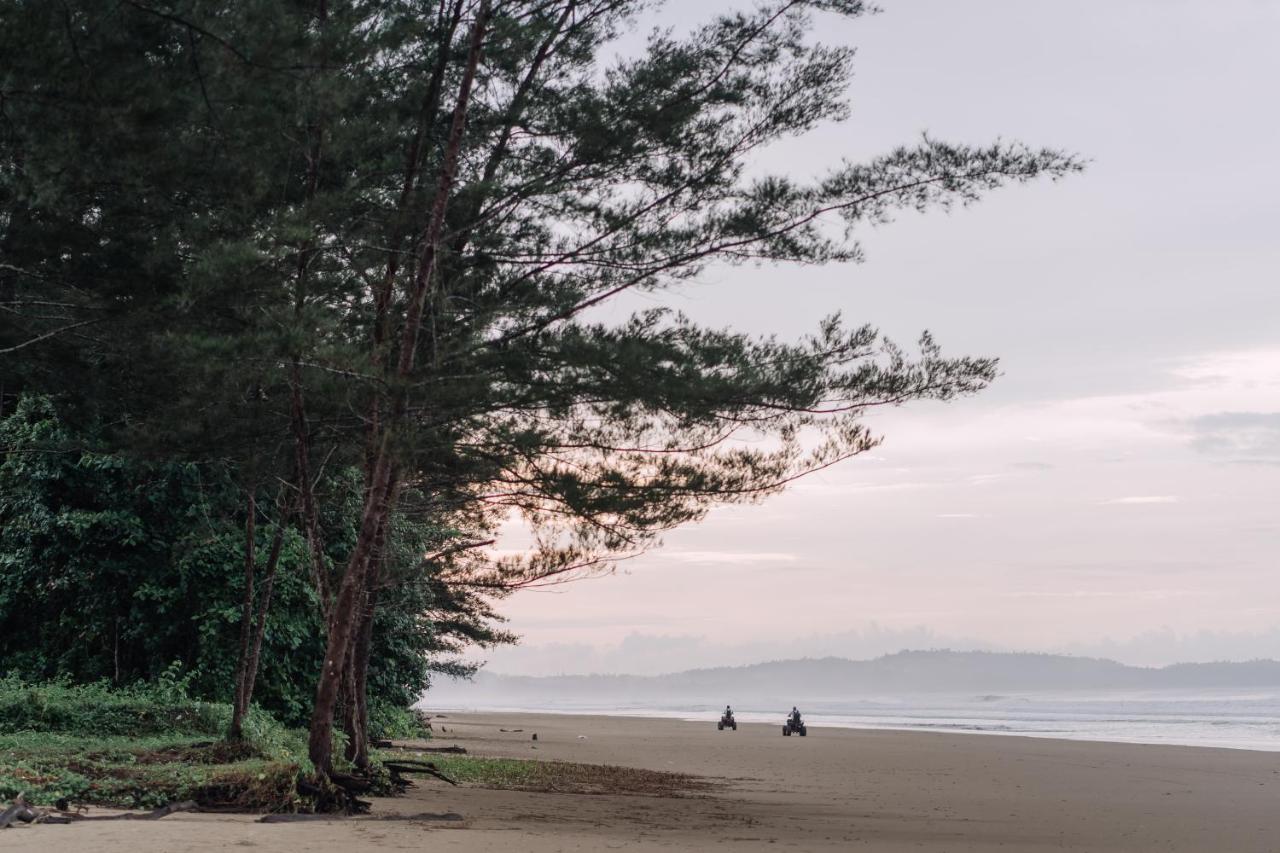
290, 360, 331, 620
241, 503, 289, 720
307, 446, 394, 774
340, 629, 359, 760
343, 512, 388, 769
305, 0, 491, 779
229, 492, 257, 741
345, 579, 379, 769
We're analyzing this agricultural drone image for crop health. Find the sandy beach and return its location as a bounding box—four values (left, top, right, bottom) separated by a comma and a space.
6, 712, 1279, 852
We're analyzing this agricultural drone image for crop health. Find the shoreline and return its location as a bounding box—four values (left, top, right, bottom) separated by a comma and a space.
424, 703, 1280, 754
9, 711, 1280, 852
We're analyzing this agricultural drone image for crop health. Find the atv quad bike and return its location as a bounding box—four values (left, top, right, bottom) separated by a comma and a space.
782, 712, 807, 737
718, 711, 737, 731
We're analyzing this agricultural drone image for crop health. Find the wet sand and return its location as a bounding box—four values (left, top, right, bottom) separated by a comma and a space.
6, 711, 1279, 851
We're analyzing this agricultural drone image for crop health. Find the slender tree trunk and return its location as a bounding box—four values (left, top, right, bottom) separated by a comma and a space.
287, 0, 332, 625
343, 4, 468, 760
363, 0, 466, 491
345, 578, 379, 769
343, 510, 389, 768
290, 361, 331, 619
241, 503, 289, 718
305, 0, 491, 778
307, 444, 395, 774
229, 492, 257, 741
340, 630, 359, 759
448, 0, 574, 260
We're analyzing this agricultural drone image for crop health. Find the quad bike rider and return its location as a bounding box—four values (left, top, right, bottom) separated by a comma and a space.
782, 706, 807, 737
718, 705, 737, 731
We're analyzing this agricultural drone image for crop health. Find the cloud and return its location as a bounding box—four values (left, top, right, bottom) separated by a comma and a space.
1171, 349, 1280, 388
1185, 411, 1280, 461
656, 550, 798, 565
1101, 496, 1179, 505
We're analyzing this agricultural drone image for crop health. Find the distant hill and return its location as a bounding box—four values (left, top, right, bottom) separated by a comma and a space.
427, 650, 1280, 706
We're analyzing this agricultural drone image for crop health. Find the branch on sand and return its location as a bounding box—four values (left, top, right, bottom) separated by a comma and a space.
1, 796, 197, 828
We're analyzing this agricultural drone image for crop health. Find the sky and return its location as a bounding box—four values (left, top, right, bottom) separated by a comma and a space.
474, 0, 1280, 676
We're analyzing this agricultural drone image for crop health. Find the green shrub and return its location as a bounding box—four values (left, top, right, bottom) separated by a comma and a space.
367, 700, 431, 741
0, 677, 224, 737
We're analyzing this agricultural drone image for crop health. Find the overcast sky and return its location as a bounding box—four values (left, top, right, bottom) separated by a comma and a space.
475, 0, 1280, 676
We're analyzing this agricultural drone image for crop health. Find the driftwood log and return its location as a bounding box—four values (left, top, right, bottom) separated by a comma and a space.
0, 798, 197, 828
258, 811, 464, 823
383, 760, 458, 786
0, 797, 37, 829
380, 743, 467, 754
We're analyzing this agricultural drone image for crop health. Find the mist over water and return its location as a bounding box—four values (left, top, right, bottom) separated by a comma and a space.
429, 690, 1280, 752
428, 651, 1280, 751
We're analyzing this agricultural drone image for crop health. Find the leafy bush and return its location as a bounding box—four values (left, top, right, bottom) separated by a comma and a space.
367, 700, 432, 742
0, 677, 223, 737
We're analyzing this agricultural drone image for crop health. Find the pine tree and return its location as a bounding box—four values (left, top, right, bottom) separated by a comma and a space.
2, 0, 1082, 784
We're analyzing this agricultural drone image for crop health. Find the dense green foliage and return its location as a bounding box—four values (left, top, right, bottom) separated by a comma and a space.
0, 675, 226, 738
0, 397, 507, 727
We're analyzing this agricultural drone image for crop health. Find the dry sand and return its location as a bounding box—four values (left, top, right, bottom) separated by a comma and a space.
5, 712, 1279, 852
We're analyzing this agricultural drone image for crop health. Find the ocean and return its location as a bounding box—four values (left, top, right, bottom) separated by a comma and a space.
434, 689, 1280, 752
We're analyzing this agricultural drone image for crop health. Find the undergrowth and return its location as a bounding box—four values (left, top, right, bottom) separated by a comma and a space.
0, 677, 310, 811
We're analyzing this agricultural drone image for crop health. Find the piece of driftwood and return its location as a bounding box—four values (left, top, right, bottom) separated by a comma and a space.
66, 801, 198, 822
1, 799, 197, 828
378, 741, 466, 754
417, 745, 467, 754
383, 760, 458, 786
258, 811, 464, 824
498, 728, 523, 733
0, 797, 37, 829
380, 812, 464, 822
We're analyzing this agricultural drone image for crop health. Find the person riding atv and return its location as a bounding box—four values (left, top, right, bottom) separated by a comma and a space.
718, 705, 737, 731
782, 706, 807, 737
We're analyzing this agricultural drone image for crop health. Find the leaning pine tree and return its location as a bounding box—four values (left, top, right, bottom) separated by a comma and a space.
290, 0, 1082, 780
0, 0, 1082, 788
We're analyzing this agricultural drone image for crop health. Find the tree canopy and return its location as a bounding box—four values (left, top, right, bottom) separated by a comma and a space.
1, 0, 1080, 783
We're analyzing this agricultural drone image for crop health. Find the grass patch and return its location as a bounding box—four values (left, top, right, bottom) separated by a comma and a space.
382, 752, 713, 797
0, 737, 301, 810
0, 679, 309, 811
